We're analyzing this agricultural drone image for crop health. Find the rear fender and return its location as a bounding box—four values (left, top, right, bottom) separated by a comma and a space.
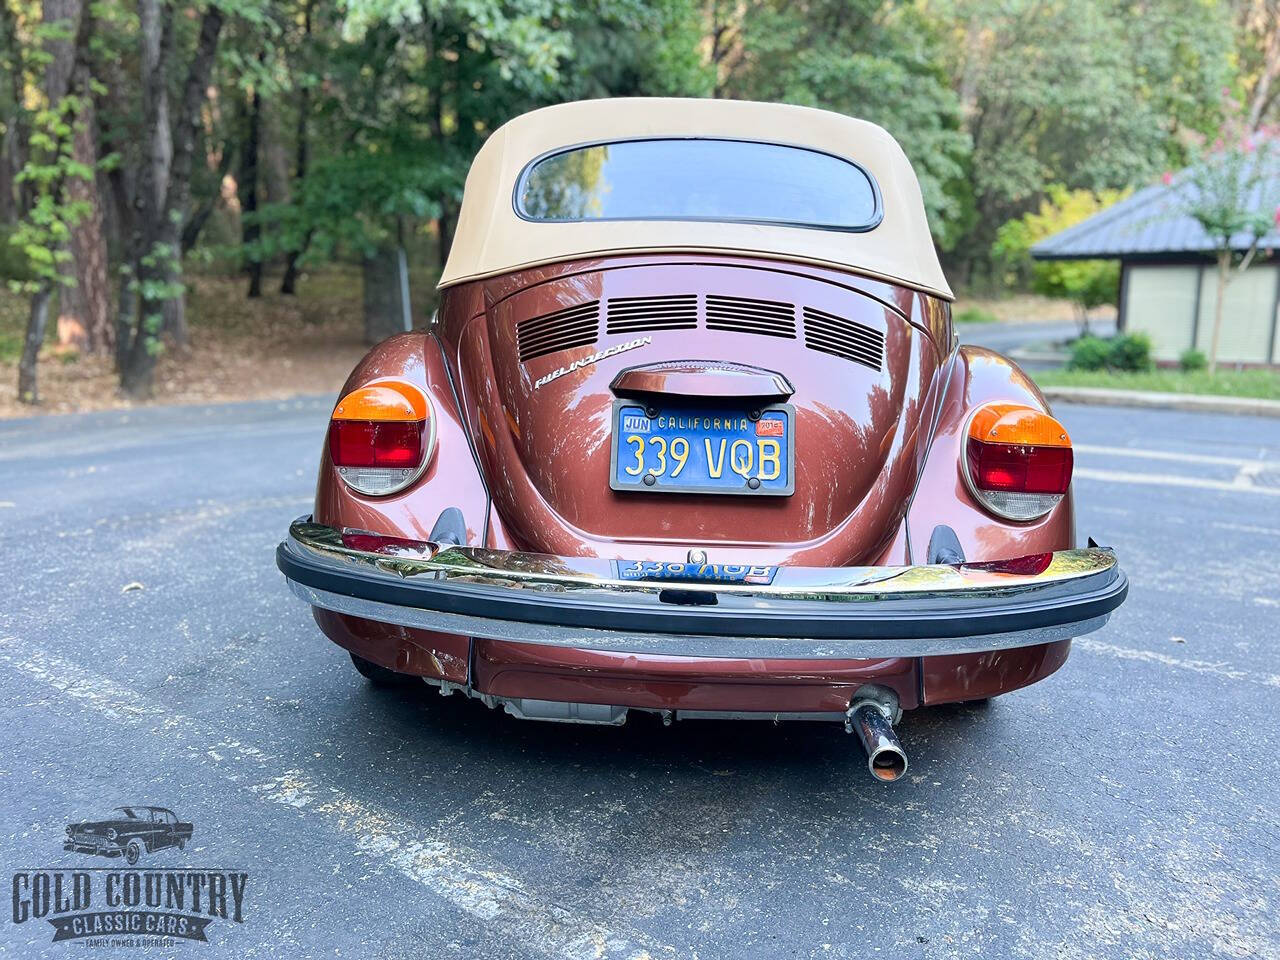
313, 332, 486, 686
314, 332, 489, 544
906, 345, 1073, 562
908, 345, 1075, 705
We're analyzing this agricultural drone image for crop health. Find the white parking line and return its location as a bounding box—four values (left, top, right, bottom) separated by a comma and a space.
1073, 637, 1280, 689
1073, 467, 1280, 496
0, 635, 672, 960
1212, 521, 1280, 537
1073, 444, 1268, 468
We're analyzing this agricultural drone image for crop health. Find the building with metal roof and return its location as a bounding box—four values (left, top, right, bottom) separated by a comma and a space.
1031, 165, 1280, 366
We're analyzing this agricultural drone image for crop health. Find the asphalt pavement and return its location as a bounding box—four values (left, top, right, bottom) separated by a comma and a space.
1, 396, 1277, 959
955, 316, 1116, 355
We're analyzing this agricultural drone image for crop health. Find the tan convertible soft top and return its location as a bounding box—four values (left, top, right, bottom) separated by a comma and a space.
438, 98, 953, 300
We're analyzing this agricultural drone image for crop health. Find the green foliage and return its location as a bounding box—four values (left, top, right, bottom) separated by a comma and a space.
954, 307, 997, 324
932, 0, 1235, 274
1067, 335, 1112, 371
0, 224, 35, 284
1069, 333, 1153, 372
1179, 127, 1279, 248
992, 185, 1127, 306
8, 94, 93, 294
720, 0, 970, 245
248, 0, 716, 273
1179, 348, 1207, 371
1107, 332, 1154, 372
1035, 367, 1280, 400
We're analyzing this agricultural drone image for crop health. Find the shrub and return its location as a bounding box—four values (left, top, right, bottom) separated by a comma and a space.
1068, 335, 1112, 370
955, 307, 997, 324
1179, 348, 1207, 371
1107, 332, 1154, 372
1069, 333, 1154, 372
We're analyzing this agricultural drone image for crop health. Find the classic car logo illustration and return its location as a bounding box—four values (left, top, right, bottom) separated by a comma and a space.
9, 806, 248, 947
64, 806, 193, 866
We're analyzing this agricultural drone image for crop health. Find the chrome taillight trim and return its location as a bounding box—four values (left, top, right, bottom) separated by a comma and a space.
958, 404, 1071, 522
332, 380, 438, 498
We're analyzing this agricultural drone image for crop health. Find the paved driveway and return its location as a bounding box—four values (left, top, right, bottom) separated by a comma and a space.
0, 398, 1276, 959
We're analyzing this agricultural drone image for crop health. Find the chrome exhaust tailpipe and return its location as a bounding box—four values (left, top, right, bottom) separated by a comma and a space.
845, 692, 908, 783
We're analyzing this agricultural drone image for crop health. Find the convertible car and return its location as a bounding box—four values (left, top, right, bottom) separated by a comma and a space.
277, 98, 1127, 781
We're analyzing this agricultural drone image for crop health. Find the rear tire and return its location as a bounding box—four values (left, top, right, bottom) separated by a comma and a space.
349, 652, 417, 686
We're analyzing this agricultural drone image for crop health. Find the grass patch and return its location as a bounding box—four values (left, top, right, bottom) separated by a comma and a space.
955, 306, 998, 324
1034, 367, 1280, 401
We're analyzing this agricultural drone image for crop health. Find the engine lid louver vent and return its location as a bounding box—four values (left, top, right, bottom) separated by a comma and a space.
606, 295, 698, 335
516, 300, 600, 362
802, 306, 884, 371
705, 295, 797, 339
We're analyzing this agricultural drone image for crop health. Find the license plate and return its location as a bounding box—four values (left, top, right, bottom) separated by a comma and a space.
609, 402, 794, 496
616, 560, 778, 585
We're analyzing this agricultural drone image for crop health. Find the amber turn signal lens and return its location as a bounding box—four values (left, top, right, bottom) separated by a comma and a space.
329, 380, 435, 497
963, 403, 1072, 521
332, 382, 429, 423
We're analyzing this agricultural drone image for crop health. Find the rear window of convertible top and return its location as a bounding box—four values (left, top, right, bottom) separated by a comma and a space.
515, 138, 881, 231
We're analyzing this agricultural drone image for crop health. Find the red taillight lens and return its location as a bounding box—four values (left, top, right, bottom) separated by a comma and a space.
328, 380, 435, 496
966, 440, 1073, 495
962, 403, 1072, 520
329, 420, 424, 468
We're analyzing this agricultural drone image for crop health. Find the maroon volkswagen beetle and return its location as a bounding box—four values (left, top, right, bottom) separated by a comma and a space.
277, 98, 1127, 781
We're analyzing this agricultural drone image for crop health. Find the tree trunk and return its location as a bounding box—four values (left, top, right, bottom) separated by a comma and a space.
362, 246, 412, 345
66, 51, 111, 354
435, 197, 457, 271
181, 139, 234, 254
42, 0, 88, 350
16, 0, 85, 404
262, 98, 291, 206
102, 157, 139, 371
138, 0, 171, 215
280, 0, 313, 296
17, 282, 52, 404
1208, 252, 1229, 376
121, 4, 223, 398
115, 263, 137, 372
240, 79, 262, 298
136, 0, 187, 347
1244, 2, 1280, 131
0, 124, 17, 223
0, 0, 27, 220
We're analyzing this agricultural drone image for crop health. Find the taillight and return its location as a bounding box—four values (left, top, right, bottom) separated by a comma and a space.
329, 380, 435, 496
962, 403, 1072, 521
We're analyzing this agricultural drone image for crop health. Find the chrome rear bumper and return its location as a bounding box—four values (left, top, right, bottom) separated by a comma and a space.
276, 517, 1127, 660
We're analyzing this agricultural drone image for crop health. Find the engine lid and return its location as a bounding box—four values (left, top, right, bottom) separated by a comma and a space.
454, 260, 940, 565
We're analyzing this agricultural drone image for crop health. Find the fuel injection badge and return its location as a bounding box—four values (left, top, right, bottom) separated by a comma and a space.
534, 336, 652, 389
11, 806, 248, 946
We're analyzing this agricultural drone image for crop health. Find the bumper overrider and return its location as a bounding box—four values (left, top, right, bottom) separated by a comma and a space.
276, 517, 1127, 660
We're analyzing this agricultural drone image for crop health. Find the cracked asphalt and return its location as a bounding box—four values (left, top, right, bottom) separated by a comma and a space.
0, 397, 1277, 959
